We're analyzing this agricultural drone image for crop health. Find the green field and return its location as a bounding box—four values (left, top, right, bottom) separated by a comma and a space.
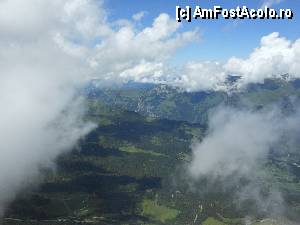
141, 199, 180, 223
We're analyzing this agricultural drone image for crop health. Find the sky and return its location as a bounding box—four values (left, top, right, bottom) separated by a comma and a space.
104, 0, 300, 64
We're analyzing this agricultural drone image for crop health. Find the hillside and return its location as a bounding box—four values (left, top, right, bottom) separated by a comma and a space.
2, 79, 300, 225
86, 79, 300, 124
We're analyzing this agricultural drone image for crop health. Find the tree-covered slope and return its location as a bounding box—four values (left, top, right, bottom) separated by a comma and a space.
2, 98, 300, 225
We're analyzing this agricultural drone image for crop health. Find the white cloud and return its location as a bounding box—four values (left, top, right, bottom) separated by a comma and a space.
188, 106, 300, 217
0, 0, 198, 215
88, 13, 198, 84
225, 32, 300, 85
172, 32, 300, 92
173, 61, 227, 92
0, 0, 99, 215
119, 61, 164, 83
189, 107, 280, 179
132, 11, 146, 21
261, 0, 284, 8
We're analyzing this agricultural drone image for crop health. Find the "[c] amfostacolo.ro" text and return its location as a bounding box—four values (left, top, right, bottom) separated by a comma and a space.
176, 6, 294, 22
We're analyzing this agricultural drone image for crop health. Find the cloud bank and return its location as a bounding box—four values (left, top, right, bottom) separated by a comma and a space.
174, 32, 300, 92
43, 2, 298, 94
87, 31, 299, 93
188, 106, 300, 221
0, 0, 198, 216
0, 0, 95, 215
189, 107, 280, 178
112, 31, 299, 93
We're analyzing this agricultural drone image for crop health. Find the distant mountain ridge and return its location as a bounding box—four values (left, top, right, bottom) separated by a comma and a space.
86, 78, 300, 124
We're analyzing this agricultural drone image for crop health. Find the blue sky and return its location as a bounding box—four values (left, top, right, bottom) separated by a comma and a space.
104, 0, 300, 64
